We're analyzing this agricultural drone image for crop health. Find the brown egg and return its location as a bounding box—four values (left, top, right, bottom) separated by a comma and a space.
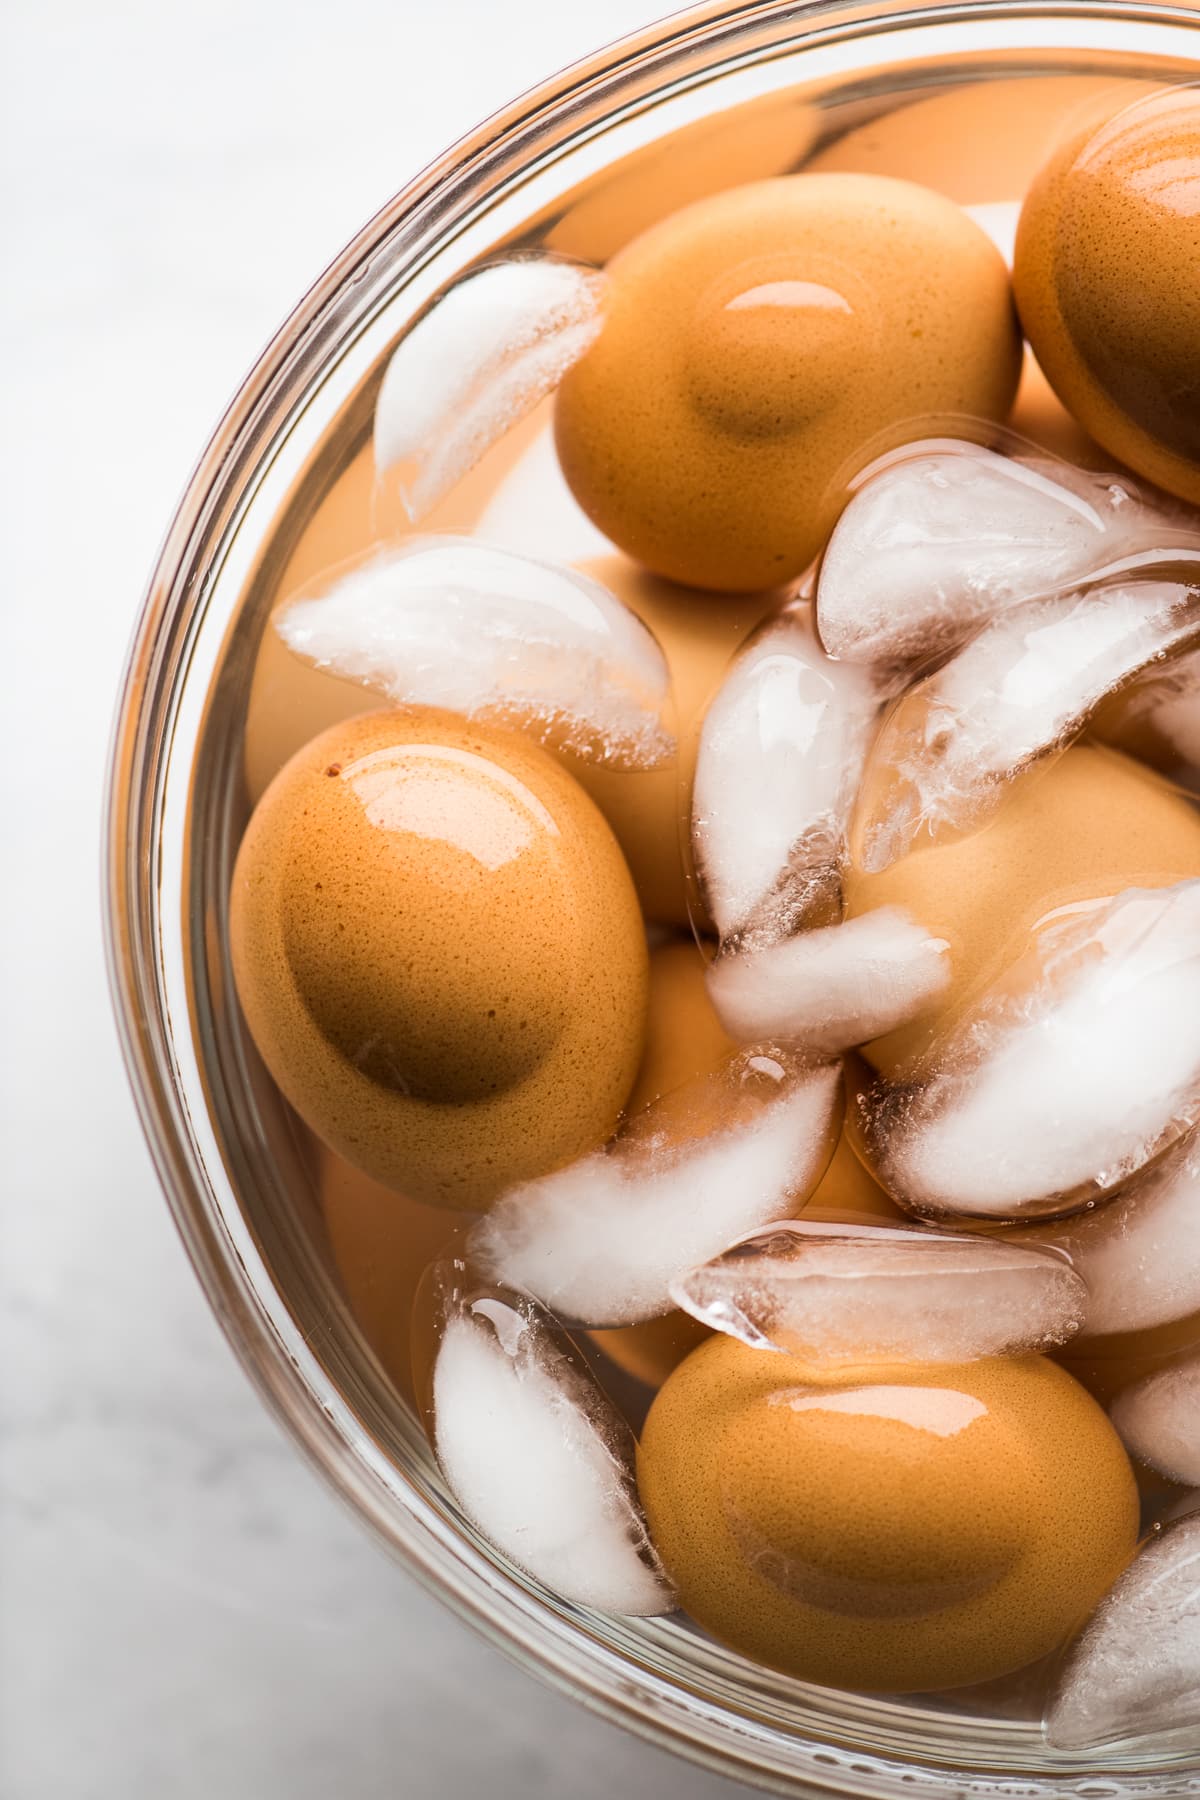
638, 1336, 1138, 1693
546, 92, 816, 265
566, 555, 775, 926
807, 74, 1157, 203
1007, 350, 1111, 470
231, 707, 648, 1209
845, 744, 1200, 1080
555, 174, 1021, 592
1014, 86, 1200, 504
312, 1130, 466, 1403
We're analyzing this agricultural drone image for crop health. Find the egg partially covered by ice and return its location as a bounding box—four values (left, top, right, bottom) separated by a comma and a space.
230, 707, 647, 1209
555, 172, 1021, 591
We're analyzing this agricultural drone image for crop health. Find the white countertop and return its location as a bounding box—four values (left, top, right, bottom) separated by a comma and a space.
0, 4, 755, 1793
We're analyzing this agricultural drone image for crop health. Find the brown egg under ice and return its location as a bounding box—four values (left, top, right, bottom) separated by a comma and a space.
555, 173, 1020, 592
638, 1336, 1138, 1693
846, 743, 1200, 1081
230, 707, 647, 1209
1014, 86, 1200, 505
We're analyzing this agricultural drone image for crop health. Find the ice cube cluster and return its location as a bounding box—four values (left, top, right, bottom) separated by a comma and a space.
262, 245, 1200, 1740
816, 442, 1199, 667
853, 577, 1200, 870
470, 1047, 841, 1326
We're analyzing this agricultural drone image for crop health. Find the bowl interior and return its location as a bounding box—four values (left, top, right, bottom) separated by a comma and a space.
114, 5, 1200, 1795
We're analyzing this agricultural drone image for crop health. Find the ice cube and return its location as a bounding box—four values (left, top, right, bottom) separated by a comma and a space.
1102, 641, 1200, 773
816, 441, 1198, 667
470, 1048, 842, 1326
1111, 1355, 1200, 1488
853, 579, 1200, 871
374, 256, 605, 521
431, 1285, 673, 1615
1045, 1513, 1200, 1749
1013, 1126, 1200, 1338
275, 535, 673, 769
870, 882, 1200, 1221
706, 907, 950, 1055
670, 1218, 1086, 1363
691, 605, 882, 949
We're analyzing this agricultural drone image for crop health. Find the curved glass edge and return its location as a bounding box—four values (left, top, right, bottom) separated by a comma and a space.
104, 3, 1200, 1795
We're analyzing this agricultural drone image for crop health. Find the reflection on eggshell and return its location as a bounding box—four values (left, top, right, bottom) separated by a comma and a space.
231, 707, 647, 1208
556, 175, 1020, 591
1015, 86, 1200, 504
639, 1336, 1138, 1692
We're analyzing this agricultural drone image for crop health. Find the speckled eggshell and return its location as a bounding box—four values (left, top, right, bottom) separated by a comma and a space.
845, 744, 1200, 1081
555, 173, 1021, 592
638, 1336, 1138, 1693
230, 707, 648, 1209
1014, 86, 1200, 505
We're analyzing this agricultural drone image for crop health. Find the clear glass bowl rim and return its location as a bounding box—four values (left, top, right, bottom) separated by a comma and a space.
104, 3, 1200, 1795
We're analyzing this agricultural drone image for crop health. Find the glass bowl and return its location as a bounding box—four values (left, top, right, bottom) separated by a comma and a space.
105, 3, 1200, 1794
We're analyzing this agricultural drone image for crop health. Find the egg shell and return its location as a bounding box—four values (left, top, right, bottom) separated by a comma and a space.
638, 1336, 1139, 1693
231, 707, 647, 1209
1014, 86, 1200, 505
846, 744, 1200, 1081
311, 1129, 466, 1403
555, 173, 1021, 592
566, 555, 775, 927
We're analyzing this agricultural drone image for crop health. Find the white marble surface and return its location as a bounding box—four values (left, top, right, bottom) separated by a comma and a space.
0, 4, 756, 1795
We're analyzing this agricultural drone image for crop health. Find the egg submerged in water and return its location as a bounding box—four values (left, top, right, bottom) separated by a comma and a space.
638, 1335, 1139, 1694
555, 172, 1021, 591
1014, 85, 1200, 504
230, 707, 648, 1210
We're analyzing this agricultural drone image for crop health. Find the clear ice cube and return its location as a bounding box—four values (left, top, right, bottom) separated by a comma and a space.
275, 535, 673, 769
691, 604, 882, 949
374, 255, 606, 522
852, 579, 1200, 872
869, 882, 1200, 1221
470, 1047, 841, 1327
706, 907, 950, 1056
1014, 1125, 1200, 1338
1111, 1354, 1200, 1489
431, 1283, 673, 1616
1045, 1513, 1200, 1749
670, 1218, 1086, 1363
816, 441, 1198, 668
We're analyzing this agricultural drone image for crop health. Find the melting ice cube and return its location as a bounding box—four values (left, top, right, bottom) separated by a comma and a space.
691, 605, 882, 949
276, 536, 673, 769
470, 1048, 842, 1326
1014, 1126, 1200, 1338
374, 255, 605, 521
706, 907, 950, 1055
431, 1285, 673, 1616
852, 579, 1200, 872
870, 882, 1200, 1221
670, 1218, 1086, 1363
816, 441, 1198, 668
1101, 641, 1200, 774
1045, 1514, 1200, 1749
1111, 1355, 1200, 1489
